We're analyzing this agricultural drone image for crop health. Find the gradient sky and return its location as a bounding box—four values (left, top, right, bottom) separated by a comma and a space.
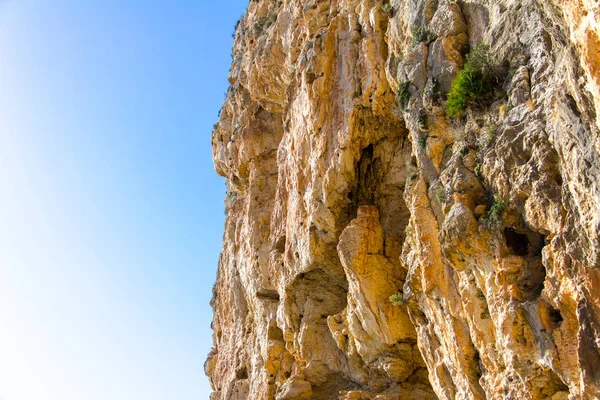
0, 1, 247, 399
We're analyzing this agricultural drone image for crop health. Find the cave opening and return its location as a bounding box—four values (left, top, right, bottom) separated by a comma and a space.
504, 228, 529, 256
236, 366, 248, 380
356, 143, 376, 206
548, 307, 564, 326
504, 226, 547, 299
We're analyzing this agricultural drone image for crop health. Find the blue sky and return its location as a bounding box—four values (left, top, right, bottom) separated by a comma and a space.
0, 1, 247, 399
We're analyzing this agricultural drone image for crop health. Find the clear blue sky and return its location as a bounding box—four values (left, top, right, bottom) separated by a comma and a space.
0, 1, 247, 399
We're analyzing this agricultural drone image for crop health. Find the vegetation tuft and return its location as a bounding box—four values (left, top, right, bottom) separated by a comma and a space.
417, 110, 427, 130
397, 81, 411, 111
418, 134, 428, 149
254, 13, 278, 36
479, 122, 498, 148
381, 2, 394, 17
389, 292, 404, 306
411, 26, 436, 47
474, 163, 482, 179
446, 44, 503, 118
485, 197, 506, 223
425, 77, 440, 95
407, 166, 418, 181
435, 186, 446, 203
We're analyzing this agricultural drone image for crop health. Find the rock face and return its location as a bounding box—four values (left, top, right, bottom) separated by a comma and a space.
206, 0, 600, 399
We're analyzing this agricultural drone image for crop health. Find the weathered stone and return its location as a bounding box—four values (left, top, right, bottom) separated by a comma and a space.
429, 3, 467, 38
398, 42, 429, 90
276, 378, 313, 400
208, 0, 600, 399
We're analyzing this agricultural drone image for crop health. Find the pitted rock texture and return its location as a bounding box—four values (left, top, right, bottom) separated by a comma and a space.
207, 0, 600, 399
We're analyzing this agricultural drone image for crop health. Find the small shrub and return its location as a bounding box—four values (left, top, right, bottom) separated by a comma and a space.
391, 53, 403, 71
417, 111, 427, 130
407, 165, 418, 181
381, 2, 394, 17
424, 77, 442, 105
435, 186, 446, 203
254, 13, 278, 36
397, 81, 411, 111
390, 292, 405, 306
446, 70, 486, 117
411, 26, 436, 47
254, 17, 268, 36
474, 163, 482, 178
446, 43, 503, 118
418, 134, 428, 149
479, 122, 498, 147
425, 77, 440, 95
232, 17, 242, 37
485, 197, 506, 223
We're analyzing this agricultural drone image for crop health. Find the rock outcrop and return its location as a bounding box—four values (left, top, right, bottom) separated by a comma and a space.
207, 0, 600, 398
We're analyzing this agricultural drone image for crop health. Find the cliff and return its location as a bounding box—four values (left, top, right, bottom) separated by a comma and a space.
206, 0, 600, 399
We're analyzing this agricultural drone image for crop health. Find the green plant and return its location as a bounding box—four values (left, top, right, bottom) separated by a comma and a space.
424, 77, 442, 105
459, 146, 470, 158
254, 13, 278, 36
435, 186, 446, 202
479, 122, 498, 147
425, 77, 440, 95
391, 53, 403, 71
390, 292, 405, 306
254, 17, 267, 36
381, 2, 394, 17
418, 134, 428, 149
407, 165, 418, 181
446, 44, 502, 118
417, 111, 427, 130
232, 14, 245, 38
411, 26, 436, 47
397, 81, 411, 111
474, 163, 482, 178
485, 197, 506, 223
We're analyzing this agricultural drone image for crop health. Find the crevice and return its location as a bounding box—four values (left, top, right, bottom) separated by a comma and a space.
504, 228, 529, 256
531, 368, 569, 399
236, 366, 248, 380
274, 235, 286, 253
256, 289, 280, 301
539, 302, 564, 332
347, 136, 413, 242
503, 225, 547, 299
347, 143, 376, 221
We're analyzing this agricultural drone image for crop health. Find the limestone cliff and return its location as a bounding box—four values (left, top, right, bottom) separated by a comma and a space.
206, 0, 600, 398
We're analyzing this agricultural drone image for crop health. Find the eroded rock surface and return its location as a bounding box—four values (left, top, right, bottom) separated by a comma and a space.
207, 0, 600, 398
